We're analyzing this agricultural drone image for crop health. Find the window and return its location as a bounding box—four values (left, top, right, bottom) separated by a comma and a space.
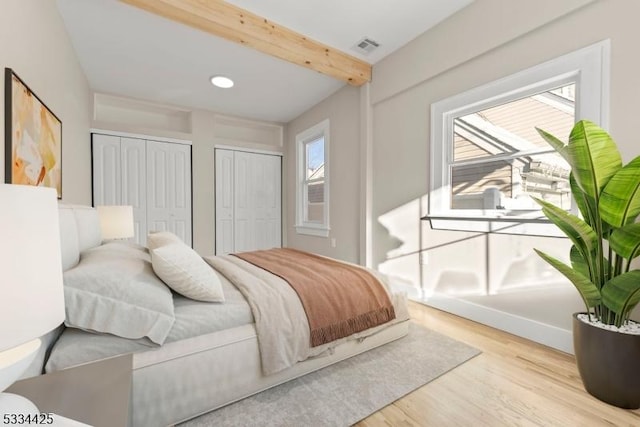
429, 41, 609, 233
452, 84, 574, 212
296, 119, 330, 236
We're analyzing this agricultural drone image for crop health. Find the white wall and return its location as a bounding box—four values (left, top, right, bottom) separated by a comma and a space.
0, 0, 91, 204
371, 0, 595, 105
366, 0, 640, 349
191, 110, 217, 255
281, 0, 640, 350
285, 85, 361, 263
371, 0, 640, 291
281, 0, 599, 273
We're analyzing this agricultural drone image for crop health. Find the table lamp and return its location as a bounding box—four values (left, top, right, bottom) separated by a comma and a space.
96, 205, 135, 240
0, 185, 65, 414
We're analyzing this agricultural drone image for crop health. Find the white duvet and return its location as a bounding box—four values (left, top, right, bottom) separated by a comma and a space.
204, 254, 409, 375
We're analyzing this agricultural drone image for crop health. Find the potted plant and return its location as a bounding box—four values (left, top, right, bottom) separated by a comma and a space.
533, 119, 640, 409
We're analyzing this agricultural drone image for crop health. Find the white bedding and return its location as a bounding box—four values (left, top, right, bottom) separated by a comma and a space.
48, 253, 408, 377
205, 254, 409, 375
49, 205, 411, 426
45, 277, 253, 372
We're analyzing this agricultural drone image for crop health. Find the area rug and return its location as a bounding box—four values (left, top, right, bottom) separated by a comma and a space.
180, 322, 480, 427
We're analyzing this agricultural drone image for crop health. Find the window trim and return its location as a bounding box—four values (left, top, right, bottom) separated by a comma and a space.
429, 40, 610, 230
295, 119, 330, 237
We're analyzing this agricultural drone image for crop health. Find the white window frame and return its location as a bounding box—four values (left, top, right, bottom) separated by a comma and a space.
295, 119, 330, 237
429, 40, 610, 230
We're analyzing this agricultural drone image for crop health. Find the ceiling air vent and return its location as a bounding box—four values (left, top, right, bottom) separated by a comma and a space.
352, 37, 380, 55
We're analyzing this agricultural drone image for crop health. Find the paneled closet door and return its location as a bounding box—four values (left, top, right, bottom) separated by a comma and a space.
234, 151, 283, 252
253, 154, 281, 250
146, 140, 192, 246
215, 150, 235, 255
215, 149, 281, 255
92, 134, 121, 206
233, 151, 253, 252
120, 138, 147, 246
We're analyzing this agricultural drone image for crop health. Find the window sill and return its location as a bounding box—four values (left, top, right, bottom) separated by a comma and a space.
422, 213, 564, 237
295, 225, 330, 237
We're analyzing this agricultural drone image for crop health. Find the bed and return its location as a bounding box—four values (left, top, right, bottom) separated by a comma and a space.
36, 205, 409, 426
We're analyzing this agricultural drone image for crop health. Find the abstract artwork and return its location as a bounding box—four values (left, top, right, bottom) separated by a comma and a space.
4, 68, 62, 198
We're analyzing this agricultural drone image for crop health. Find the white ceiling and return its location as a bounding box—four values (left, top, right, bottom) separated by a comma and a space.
56, 0, 472, 123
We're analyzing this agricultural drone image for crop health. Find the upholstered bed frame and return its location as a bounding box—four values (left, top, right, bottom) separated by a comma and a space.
43, 205, 409, 426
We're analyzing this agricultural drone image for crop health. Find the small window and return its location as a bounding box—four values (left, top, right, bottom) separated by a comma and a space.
296, 120, 330, 236
429, 41, 609, 233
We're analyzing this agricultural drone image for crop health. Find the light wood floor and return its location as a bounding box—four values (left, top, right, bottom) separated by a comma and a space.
356, 301, 640, 427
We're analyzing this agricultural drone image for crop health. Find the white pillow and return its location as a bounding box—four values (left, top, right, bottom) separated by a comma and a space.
64, 242, 175, 345
151, 243, 225, 302
147, 231, 183, 251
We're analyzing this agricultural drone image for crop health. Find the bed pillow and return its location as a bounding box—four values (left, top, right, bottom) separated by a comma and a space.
63, 242, 175, 345
147, 231, 183, 251
151, 243, 225, 303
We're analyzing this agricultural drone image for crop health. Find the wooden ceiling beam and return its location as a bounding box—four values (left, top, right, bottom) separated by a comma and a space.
120, 0, 372, 86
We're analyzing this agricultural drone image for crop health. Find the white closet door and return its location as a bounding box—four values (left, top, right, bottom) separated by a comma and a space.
146, 140, 192, 246
120, 138, 147, 245
233, 151, 253, 252
215, 149, 281, 255
253, 154, 281, 250
215, 150, 235, 255
92, 134, 121, 206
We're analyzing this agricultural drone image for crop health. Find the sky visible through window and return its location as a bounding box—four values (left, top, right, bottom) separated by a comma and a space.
307, 137, 324, 171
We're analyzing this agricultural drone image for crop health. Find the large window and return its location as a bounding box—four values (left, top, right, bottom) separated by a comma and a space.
296, 119, 330, 236
429, 41, 609, 232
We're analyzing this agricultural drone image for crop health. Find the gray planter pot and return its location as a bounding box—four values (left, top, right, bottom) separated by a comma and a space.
573, 313, 640, 409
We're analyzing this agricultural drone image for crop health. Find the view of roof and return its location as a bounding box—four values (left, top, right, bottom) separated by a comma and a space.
452, 84, 575, 210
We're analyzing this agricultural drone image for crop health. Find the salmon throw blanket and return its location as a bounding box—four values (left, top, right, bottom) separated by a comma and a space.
233, 248, 396, 347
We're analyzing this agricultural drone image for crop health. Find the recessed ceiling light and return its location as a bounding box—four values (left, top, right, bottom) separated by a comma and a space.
210, 75, 234, 89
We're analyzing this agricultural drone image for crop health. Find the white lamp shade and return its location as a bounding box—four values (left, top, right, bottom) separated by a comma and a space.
97, 205, 135, 240
0, 185, 65, 353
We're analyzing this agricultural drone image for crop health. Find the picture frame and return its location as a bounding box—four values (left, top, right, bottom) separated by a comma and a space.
4, 68, 62, 198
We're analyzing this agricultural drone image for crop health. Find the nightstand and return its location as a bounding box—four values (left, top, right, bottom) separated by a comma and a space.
6, 353, 132, 427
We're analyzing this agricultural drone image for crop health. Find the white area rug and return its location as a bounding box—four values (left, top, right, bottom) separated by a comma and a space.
180, 322, 480, 427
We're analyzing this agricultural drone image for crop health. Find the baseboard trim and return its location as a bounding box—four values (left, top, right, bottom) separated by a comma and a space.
413, 294, 574, 354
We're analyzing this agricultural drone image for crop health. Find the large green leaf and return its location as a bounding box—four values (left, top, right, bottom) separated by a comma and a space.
609, 223, 640, 260
601, 270, 640, 316
599, 156, 640, 227
566, 120, 622, 199
570, 173, 593, 225
533, 197, 597, 256
536, 127, 569, 161
534, 249, 601, 308
570, 245, 591, 279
